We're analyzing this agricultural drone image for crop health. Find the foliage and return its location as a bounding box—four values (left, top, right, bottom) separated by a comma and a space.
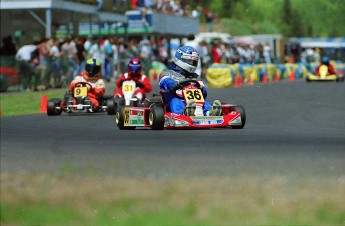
187, 0, 345, 37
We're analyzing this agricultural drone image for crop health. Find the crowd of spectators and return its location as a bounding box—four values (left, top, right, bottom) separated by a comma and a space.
96, 0, 203, 18
1, 33, 278, 92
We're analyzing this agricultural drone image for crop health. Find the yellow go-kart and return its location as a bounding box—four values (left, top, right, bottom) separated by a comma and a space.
306, 65, 344, 82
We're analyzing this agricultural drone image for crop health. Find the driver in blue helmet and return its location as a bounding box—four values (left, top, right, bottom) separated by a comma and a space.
158, 45, 221, 116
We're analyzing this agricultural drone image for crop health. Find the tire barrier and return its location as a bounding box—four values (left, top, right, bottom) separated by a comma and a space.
205, 62, 344, 88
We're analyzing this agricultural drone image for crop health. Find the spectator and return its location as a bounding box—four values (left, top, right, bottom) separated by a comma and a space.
204, 8, 214, 32
50, 38, 62, 88
211, 39, 222, 63
139, 39, 152, 76
15, 41, 38, 91
76, 37, 86, 75
61, 37, 79, 82
263, 42, 272, 64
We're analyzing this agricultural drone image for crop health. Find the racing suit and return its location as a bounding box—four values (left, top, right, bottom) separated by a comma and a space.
158, 68, 212, 115
113, 72, 152, 101
70, 71, 105, 109
315, 63, 336, 76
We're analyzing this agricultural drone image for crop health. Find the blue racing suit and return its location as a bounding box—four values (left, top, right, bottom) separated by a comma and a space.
158, 68, 211, 115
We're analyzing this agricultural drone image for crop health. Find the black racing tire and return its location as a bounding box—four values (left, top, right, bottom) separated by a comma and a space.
336, 76, 344, 82
116, 106, 135, 130
47, 98, 62, 116
107, 98, 116, 115
114, 96, 125, 112
230, 105, 246, 129
149, 104, 165, 130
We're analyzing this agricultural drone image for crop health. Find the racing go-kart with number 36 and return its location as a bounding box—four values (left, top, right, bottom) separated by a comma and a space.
115, 79, 246, 130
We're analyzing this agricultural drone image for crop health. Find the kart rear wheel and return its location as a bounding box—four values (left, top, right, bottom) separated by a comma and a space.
107, 98, 116, 115
230, 105, 246, 129
149, 104, 165, 130
47, 98, 62, 116
116, 106, 135, 130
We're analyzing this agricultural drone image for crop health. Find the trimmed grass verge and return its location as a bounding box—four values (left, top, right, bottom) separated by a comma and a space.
1, 173, 345, 225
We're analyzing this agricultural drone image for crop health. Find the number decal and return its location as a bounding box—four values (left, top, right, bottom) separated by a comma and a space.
183, 89, 204, 102
74, 87, 87, 97
124, 84, 134, 92
124, 108, 130, 126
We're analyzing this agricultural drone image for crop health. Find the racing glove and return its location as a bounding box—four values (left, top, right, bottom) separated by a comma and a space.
170, 81, 183, 91
135, 80, 145, 88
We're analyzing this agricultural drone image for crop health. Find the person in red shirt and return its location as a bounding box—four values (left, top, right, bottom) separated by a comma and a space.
315, 56, 336, 76
211, 39, 223, 63
113, 57, 152, 102
69, 58, 105, 111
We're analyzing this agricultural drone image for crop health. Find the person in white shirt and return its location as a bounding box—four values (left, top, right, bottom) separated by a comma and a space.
15, 41, 38, 91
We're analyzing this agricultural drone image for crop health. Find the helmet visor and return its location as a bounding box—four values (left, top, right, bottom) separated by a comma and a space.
86, 64, 101, 77
129, 64, 141, 72
181, 55, 198, 67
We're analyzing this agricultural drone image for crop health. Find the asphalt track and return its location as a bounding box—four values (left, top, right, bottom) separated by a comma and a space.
1, 80, 345, 180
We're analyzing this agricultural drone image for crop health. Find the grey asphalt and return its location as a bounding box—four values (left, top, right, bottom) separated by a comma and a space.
1, 80, 345, 180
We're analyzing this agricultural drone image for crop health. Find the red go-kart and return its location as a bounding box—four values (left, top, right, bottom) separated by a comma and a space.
115, 79, 246, 130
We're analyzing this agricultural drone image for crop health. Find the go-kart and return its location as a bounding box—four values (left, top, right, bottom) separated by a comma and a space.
47, 82, 115, 116
106, 80, 142, 115
115, 79, 246, 130
306, 65, 344, 82
163, 79, 246, 129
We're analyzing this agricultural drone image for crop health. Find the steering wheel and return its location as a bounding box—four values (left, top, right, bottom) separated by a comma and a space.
74, 81, 92, 91
178, 79, 201, 88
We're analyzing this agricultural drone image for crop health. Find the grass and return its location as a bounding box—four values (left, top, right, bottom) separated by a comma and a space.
1, 173, 345, 225
0, 89, 66, 116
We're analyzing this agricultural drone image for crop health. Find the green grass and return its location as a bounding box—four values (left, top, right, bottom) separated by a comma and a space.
1, 173, 345, 225
0, 89, 66, 116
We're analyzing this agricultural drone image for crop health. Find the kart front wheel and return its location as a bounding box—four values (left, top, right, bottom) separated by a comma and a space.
47, 98, 62, 116
149, 104, 165, 130
230, 105, 246, 129
107, 98, 116, 115
116, 106, 135, 130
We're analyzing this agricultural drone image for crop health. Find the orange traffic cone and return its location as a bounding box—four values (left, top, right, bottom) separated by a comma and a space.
40, 95, 48, 112
234, 75, 243, 88
274, 72, 280, 82
289, 70, 295, 81
262, 74, 268, 83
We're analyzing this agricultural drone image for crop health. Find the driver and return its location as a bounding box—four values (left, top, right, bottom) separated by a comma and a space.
113, 57, 152, 102
70, 58, 105, 111
315, 56, 336, 76
158, 45, 221, 116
